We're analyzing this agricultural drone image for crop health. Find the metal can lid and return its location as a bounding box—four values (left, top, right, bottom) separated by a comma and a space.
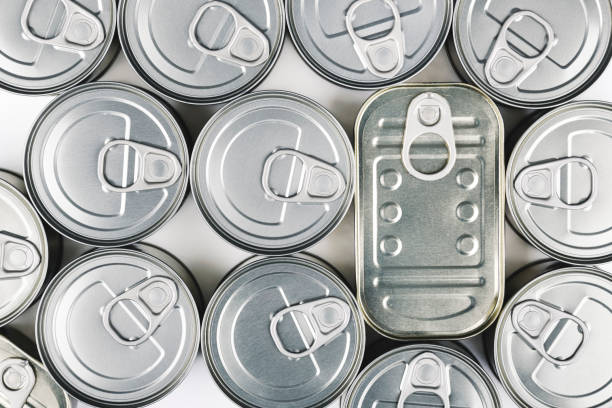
343, 344, 500, 408
191, 91, 355, 255
453, 0, 612, 109
36, 248, 200, 407
25, 82, 189, 247
0, 0, 116, 95
495, 266, 612, 408
0, 179, 48, 327
203, 255, 365, 408
287, 0, 452, 89
507, 101, 612, 264
118, 0, 285, 104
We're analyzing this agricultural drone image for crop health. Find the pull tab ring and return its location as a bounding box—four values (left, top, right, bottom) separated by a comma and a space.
397, 352, 451, 408
0, 358, 35, 408
0, 232, 41, 280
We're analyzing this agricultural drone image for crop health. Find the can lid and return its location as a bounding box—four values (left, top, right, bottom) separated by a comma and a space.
36, 248, 200, 407
495, 267, 612, 408
191, 91, 355, 255
343, 344, 500, 408
25, 82, 189, 247
203, 256, 365, 408
287, 0, 452, 89
453, 0, 612, 108
0, 0, 116, 95
507, 101, 612, 264
119, 0, 285, 104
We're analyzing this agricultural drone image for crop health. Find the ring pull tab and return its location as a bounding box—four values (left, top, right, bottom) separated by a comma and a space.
102, 277, 179, 347
397, 352, 451, 408
0, 232, 41, 280
270, 298, 351, 359
189, 1, 270, 67
514, 157, 598, 210
345, 0, 405, 79
511, 300, 589, 366
262, 149, 347, 204
0, 358, 35, 408
21, 0, 105, 51
97, 140, 182, 193
484, 11, 556, 89
401, 93, 457, 181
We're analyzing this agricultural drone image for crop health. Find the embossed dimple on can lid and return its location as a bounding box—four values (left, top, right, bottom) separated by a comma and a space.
25, 82, 189, 247
190, 91, 355, 255
118, 0, 285, 104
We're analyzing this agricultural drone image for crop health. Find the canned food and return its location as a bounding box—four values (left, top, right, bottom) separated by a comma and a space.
118, 0, 285, 104
191, 91, 355, 255
0, 334, 70, 408
452, 0, 612, 109
343, 344, 500, 408
36, 246, 201, 407
494, 266, 611, 408
25, 82, 189, 247
355, 84, 504, 339
0, 0, 117, 95
202, 255, 365, 408
507, 101, 612, 265
287, 0, 453, 89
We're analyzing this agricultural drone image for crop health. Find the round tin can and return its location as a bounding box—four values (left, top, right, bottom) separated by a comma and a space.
286, 0, 453, 89
25, 82, 189, 247
118, 0, 285, 104
202, 255, 365, 408
191, 91, 355, 255
0, 0, 117, 95
36, 246, 201, 408
507, 101, 612, 265
452, 0, 612, 109
494, 266, 612, 408
343, 344, 500, 408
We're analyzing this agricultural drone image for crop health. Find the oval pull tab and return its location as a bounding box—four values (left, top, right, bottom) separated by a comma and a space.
189, 1, 270, 67
0, 232, 41, 280
102, 277, 179, 347
97, 140, 182, 193
262, 149, 347, 204
270, 298, 351, 359
0, 358, 35, 408
514, 157, 598, 209
511, 300, 589, 366
346, 0, 405, 79
397, 352, 451, 408
21, 0, 106, 51
484, 11, 556, 89
401, 93, 457, 181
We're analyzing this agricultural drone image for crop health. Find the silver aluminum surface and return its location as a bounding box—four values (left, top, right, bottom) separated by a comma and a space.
118, 0, 285, 104
203, 255, 365, 408
25, 82, 189, 247
191, 91, 355, 255
355, 84, 504, 339
343, 344, 500, 408
287, 0, 453, 90
36, 247, 200, 408
453, 0, 612, 109
494, 266, 612, 408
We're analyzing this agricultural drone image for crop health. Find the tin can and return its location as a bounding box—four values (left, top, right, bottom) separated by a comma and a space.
25, 82, 190, 247
286, 0, 453, 89
0, 0, 117, 95
202, 255, 365, 408
355, 84, 504, 339
452, 0, 612, 109
343, 344, 501, 408
493, 265, 612, 408
191, 91, 355, 255
36, 246, 201, 407
507, 101, 612, 265
118, 0, 285, 105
